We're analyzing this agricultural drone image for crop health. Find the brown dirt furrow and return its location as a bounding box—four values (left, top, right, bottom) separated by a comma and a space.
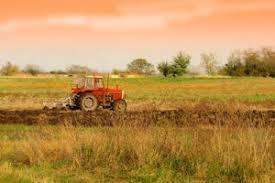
0, 109, 274, 127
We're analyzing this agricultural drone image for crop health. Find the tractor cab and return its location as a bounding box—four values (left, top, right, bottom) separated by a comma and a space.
74, 76, 104, 90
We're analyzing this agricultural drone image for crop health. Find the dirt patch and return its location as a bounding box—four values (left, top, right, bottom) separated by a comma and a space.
0, 105, 274, 127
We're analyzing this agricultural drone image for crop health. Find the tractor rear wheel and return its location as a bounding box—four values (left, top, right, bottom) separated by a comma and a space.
113, 100, 127, 112
80, 93, 98, 111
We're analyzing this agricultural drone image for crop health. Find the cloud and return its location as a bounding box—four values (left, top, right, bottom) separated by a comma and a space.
0, 16, 168, 32
49, 16, 167, 30
0, 0, 274, 32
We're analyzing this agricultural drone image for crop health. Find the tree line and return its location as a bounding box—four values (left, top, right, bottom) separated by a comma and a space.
1, 48, 274, 77
221, 48, 275, 77
124, 48, 275, 77
0, 63, 43, 76
0, 63, 94, 76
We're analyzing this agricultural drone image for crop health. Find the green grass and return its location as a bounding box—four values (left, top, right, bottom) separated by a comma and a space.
0, 76, 274, 109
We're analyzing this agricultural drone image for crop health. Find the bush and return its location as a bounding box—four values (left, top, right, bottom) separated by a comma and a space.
157, 61, 170, 77
0, 62, 20, 76
50, 70, 67, 75
24, 64, 42, 76
112, 69, 129, 76
66, 65, 93, 75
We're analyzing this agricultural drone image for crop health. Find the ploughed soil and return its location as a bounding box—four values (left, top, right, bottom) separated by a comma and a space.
0, 106, 274, 127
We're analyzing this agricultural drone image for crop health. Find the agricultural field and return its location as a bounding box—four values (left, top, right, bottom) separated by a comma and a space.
0, 76, 274, 182
0, 76, 274, 110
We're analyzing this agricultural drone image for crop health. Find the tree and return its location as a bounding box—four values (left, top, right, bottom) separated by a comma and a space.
157, 61, 170, 77
0, 62, 19, 76
66, 65, 92, 75
243, 50, 268, 77
24, 64, 41, 76
170, 52, 191, 77
200, 53, 218, 75
127, 58, 155, 75
261, 47, 275, 77
223, 51, 245, 76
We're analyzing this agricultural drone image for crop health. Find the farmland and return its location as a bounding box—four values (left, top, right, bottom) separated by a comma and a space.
0, 76, 274, 110
0, 76, 274, 182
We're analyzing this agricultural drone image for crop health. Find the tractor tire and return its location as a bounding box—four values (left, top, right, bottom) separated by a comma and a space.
79, 93, 98, 111
113, 100, 127, 113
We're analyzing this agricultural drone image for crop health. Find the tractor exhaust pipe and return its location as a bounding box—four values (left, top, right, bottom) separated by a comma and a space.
106, 73, 110, 89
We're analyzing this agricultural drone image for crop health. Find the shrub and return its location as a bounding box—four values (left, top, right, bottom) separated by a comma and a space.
112, 69, 129, 77
50, 70, 67, 75
157, 61, 170, 77
66, 65, 93, 75
0, 62, 20, 76
24, 64, 42, 76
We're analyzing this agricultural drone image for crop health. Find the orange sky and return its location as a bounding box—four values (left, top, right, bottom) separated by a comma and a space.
0, 0, 275, 71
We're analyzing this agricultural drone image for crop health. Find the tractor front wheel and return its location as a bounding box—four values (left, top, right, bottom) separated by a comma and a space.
80, 94, 98, 111
113, 100, 127, 112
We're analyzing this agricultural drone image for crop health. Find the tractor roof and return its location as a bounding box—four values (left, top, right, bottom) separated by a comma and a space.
85, 75, 103, 79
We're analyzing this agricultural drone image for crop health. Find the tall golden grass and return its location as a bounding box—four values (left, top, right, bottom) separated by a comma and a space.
0, 125, 273, 182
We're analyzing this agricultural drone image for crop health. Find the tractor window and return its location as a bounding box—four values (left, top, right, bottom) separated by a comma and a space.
75, 77, 103, 89
86, 78, 94, 89
74, 78, 86, 88
94, 79, 103, 88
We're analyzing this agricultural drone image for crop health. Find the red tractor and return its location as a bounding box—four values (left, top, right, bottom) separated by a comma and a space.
45, 75, 127, 112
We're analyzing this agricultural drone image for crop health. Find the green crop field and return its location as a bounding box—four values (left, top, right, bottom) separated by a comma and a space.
0, 76, 274, 182
0, 76, 274, 109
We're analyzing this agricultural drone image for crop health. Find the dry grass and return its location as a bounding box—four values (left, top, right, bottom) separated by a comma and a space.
0, 125, 273, 182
